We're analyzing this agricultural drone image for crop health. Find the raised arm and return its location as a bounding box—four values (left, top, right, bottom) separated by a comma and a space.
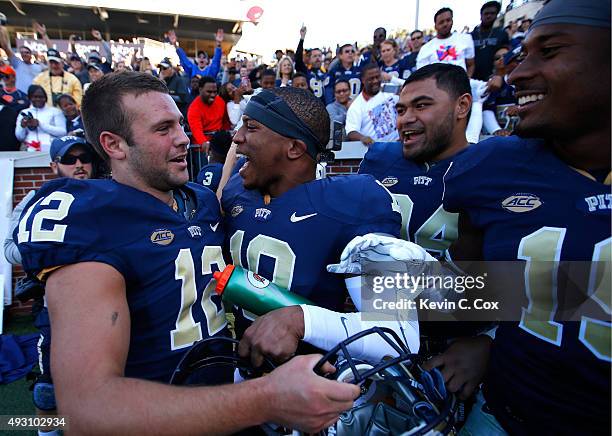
33, 21, 52, 49
169, 29, 195, 77
294, 26, 308, 74
203, 29, 223, 78
0, 24, 16, 60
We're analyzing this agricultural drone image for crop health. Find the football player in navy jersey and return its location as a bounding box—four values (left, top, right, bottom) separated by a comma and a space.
359, 63, 472, 259
436, 1, 611, 434
221, 87, 420, 367
295, 26, 330, 102
325, 44, 361, 103
15, 72, 360, 434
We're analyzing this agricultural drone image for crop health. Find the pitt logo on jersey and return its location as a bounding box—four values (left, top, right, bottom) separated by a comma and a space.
413, 176, 433, 186
187, 226, 202, 238
150, 229, 174, 246
501, 194, 542, 213
254, 208, 272, 221
581, 194, 612, 215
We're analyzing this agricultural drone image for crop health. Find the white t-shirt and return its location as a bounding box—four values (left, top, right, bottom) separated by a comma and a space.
345, 91, 399, 142
416, 32, 475, 71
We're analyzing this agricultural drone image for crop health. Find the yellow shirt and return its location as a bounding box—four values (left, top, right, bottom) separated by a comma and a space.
33, 70, 83, 107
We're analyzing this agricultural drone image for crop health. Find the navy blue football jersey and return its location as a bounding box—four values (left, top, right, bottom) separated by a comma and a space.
359, 142, 459, 258
307, 68, 330, 102
326, 65, 362, 103
196, 162, 223, 193
221, 174, 401, 327
16, 179, 229, 382
379, 58, 412, 81
443, 136, 611, 434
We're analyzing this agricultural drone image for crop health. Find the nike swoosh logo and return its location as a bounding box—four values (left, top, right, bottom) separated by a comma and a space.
340, 316, 349, 338
290, 212, 317, 223
210, 222, 219, 232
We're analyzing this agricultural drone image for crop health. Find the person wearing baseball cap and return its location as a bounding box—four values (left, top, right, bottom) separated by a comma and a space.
49, 135, 96, 179
32, 48, 82, 108
0, 64, 29, 112
158, 57, 189, 116
68, 53, 89, 86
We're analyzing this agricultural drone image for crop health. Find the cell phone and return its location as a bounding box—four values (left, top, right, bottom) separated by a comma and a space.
382, 83, 401, 94
241, 77, 250, 87
332, 121, 343, 151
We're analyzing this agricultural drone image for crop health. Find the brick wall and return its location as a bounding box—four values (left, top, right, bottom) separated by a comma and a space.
9, 166, 56, 315
326, 158, 362, 175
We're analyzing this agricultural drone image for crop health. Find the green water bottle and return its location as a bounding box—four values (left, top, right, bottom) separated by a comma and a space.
213, 265, 313, 315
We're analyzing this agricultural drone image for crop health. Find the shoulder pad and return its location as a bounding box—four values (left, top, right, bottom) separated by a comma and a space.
306, 174, 400, 225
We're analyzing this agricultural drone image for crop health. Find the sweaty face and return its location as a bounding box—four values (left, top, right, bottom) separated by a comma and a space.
261, 75, 276, 89
54, 145, 94, 180
200, 83, 218, 105
292, 77, 308, 89
509, 24, 611, 141
121, 92, 190, 191
233, 115, 288, 191
396, 77, 457, 162
435, 12, 453, 38
362, 68, 382, 96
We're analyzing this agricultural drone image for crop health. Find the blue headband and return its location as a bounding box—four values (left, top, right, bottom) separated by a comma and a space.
531, 0, 610, 30
244, 90, 322, 159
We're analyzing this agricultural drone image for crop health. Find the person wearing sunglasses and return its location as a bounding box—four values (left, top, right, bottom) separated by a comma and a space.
4, 135, 95, 436
402, 30, 425, 76
326, 44, 361, 102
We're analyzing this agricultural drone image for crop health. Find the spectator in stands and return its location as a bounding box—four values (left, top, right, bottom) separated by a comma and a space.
379, 39, 411, 84
67, 53, 89, 86
15, 85, 67, 152
139, 57, 157, 76
0, 65, 29, 113
83, 63, 104, 92
260, 69, 277, 89
196, 130, 232, 192
483, 45, 519, 136
359, 27, 387, 66
511, 17, 532, 44
346, 63, 399, 144
326, 79, 351, 125
403, 30, 425, 74
227, 68, 238, 86
327, 44, 361, 101
471, 1, 510, 81
275, 56, 294, 87
234, 66, 249, 87
169, 29, 224, 79
292, 72, 309, 90
33, 49, 83, 108
417, 8, 476, 77
219, 81, 250, 129
0, 25, 43, 93
187, 76, 230, 147
248, 63, 267, 89
87, 29, 114, 74
158, 57, 189, 116
186, 74, 202, 108
0, 97, 20, 151
57, 94, 84, 136
115, 60, 129, 72
274, 49, 284, 65
295, 26, 329, 102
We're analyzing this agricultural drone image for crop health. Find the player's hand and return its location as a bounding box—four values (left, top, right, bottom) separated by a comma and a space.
33, 21, 47, 36
91, 29, 103, 41
381, 72, 392, 82
262, 354, 360, 433
20, 117, 29, 128
494, 128, 511, 136
361, 136, 374, 145
239, 306, 305, 367
28, 118, 39, 129
300, 25, 307, 40
423, 335, 492, 400
215, 28, 224, 45
167, 29, 177, 46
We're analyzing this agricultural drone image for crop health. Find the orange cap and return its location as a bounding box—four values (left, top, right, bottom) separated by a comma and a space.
213, 264, 235, 296
0, 64, 16, 76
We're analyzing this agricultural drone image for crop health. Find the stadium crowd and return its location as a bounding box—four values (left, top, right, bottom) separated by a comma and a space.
1, 0, 610, 435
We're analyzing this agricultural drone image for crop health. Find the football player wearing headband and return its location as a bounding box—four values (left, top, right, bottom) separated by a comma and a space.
440, 0, 611, 433
221, 87, 420, 368
16, 72, 360, 434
